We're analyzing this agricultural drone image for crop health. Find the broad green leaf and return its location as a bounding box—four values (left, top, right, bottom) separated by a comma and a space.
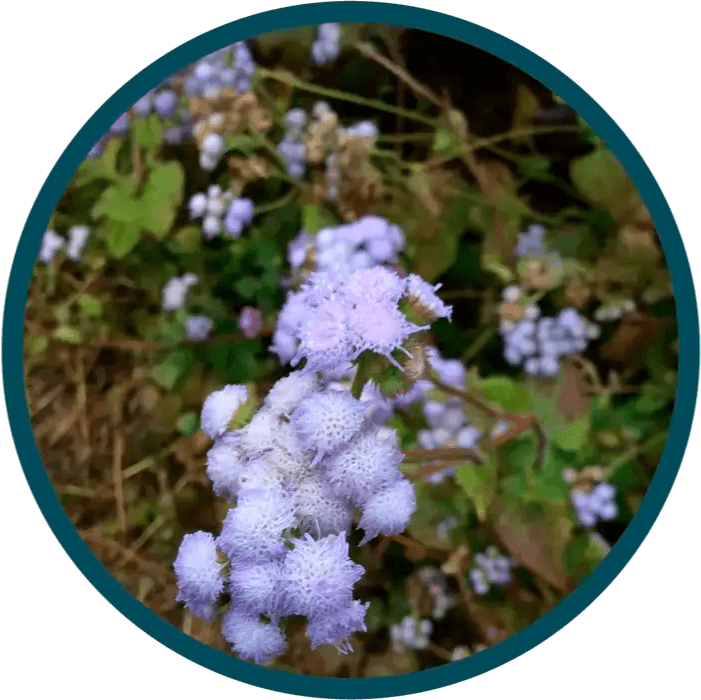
77, 293, 103, 317
302, 204, 336, 234
140, 161, 184, 238
103, 220, 142, 258
480, 376, 532, 413
552, 413, 591, 451
150, 350, 193, 390
74, 138, 121, 185
92, 181, 140, 223
455, 462, 496, 522
132, 115, 164, 152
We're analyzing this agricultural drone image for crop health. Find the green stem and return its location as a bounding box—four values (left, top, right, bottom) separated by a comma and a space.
351, 353, 373, 399
256, 67, 438, 127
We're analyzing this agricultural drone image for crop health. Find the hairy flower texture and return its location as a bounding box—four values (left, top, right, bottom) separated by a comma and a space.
360, 381, 394, 426
237, 457, 287, 494
404, 274, 453, 322
293, 472, 355, 538
222, 609, 287, 664
348, 300, 427, 369
426, 346, 466, 388
237, 408, 281, 456
200, 384, 248, 439
341, 265, 407, 305
571, 482, 618, 527
264, 371, 319, 417
290, 389, 369, 465
271, 291, 306, 364
293, 296, 353, 373
173, 531, 224, 619
307, 600, 370, 653
217, 486, 296, 562
358, 478, 416, 545
323, 428, 403, 506
228, 560, 282, 617
206, 439, 248, 501
280, 532, 365, 618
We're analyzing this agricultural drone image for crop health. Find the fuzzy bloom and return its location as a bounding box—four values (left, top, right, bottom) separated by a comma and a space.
189, 192, 208, 219
228, 560, 282, 617
323, 428, 403, 506
238, 306, 263, 338
217, 486, 296, 562
290, 389, 369, 463
307, 600, 369, 653
359, 381, 395, 426
224, 198, 255, 238
39, 229, 65, 264
264, 371, 318, 417
358, 478, 416, 545
185, 314, 214, 341
200, 384, 248, 439
237, 408, 280, 457
222, 609, 287, 664
173, 531, 224, 619
66, 225, 91, 261
390, 615, 433, 651
293, 472, 355, 538
280, 532, 364, 618
205, 438, 247, 501
153, 89, 178, 118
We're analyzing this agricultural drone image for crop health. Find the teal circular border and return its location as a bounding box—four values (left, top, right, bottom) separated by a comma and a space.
3, 3, 698, 697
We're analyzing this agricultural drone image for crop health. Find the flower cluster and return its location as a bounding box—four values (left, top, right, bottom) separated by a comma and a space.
515, 223, 545, 257
389, 615, 433, 652
184, 43, 255, 100
175, 367, 419, 663
39, 226, 91, 264
288, 216, 406, 277
417, 566, 457, 620
571, 482, 618, 527
278, 109, 307, 179
500, 288, 599, 377
185, 315, 214, 341
469, 547, 518, 595
311, 23, 341, 66
188, 185, 234, 239
238, 306, 264, 339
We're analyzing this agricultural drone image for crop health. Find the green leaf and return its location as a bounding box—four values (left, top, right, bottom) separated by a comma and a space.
24, 333, 49, 356
103, 220, 142, 258
455, 462, 496, 522
140, 162, 184, 238
74, 138, 121, 185
170, 226, 203, 255
92, 181, 140, 223
552, 413, 591, 452
54, 326, 82, 344
150, 350, 193, 390
176, 412, 199, 435
77, 293, 103, 317
132, 115, 164, 152
302, 204, 336, 234
480, 376, 532, 413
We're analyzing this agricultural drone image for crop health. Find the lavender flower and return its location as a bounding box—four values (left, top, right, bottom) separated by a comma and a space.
39, 229, 65, 264
200, 384, 248, 439
162, 273, 198, 311
571, 482, 618, 527
173, 531, 224, 619
66, 225, 90, 261
238, 306, 263, 338
222, 609, 287, 664
185, 315, 214, 341
358, 478, 417, 545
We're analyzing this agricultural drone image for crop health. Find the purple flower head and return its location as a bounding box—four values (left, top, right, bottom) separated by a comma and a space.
515, 224, 545, 257
238, 306, 263, 339
87, 138, 104, 159
110, 112, 130, 135
185, 314, 214, 341
228, 560, 282, 617
288, 230, 313, 268
264, 371, 318, 417
173, 531, 224, 619
360, 381, 395, 426
323, 428, 403, 506
222, 609, 286, 664
217, 486, 296, 563
280, 532, 364, 618
205, 439, 247, 501
200, 384, 248, 439
224, 198, 255, 238
358, 478, 416, 545
65, 225, 90, 261
290, 389, 368, 464
162, 273, 198, 311
293, 472, 355, 538
132, 92, 153, 116
237, 408, 281, 457
39, 229, 65, 264
153, 89, 179, 118
307, 600, 369, 653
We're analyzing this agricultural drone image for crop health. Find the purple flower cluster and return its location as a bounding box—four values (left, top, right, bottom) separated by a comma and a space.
515, 224, 545, 257
271, 265, 448, 374
38, 226, 92, 264
500, 294, 599, 377
185, 315, 214, 341
417, 566, 457, 620
161, 273, 199, 312
469, 547, 518, 595
188, 185, 234, 239
133, 88, 180, 119
390, 615, 433, 652
571, 483, 618, 527
311, 23, 341, 66
278, 109, 307, 179
175, 370, 419, 663
184, 42, 255, 99
238, 306, 264, 339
